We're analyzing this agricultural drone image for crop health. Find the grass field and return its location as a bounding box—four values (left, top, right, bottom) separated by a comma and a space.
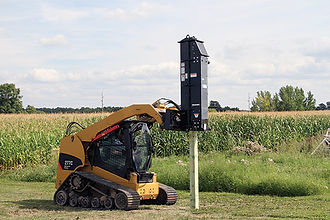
0, 111, 329, 219
1, 150, 328, 197
0, 178, 328, 219
153, 152, 329, 197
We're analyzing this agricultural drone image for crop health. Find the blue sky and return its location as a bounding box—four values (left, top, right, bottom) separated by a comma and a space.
0, 0, 329, 109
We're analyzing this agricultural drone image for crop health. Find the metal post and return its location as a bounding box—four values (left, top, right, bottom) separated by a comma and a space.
189, 131, 199, 209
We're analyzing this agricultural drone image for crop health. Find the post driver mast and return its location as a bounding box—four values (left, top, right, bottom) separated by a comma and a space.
178, 35, 210, 209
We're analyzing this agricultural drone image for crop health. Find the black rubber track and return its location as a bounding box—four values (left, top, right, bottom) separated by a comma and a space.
76, 172, 140, 210
158, 183, 177, 205
54, 171, 140, 210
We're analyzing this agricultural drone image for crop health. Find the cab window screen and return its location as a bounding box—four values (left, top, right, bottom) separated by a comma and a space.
132, 123, 152, 173
95, 129, 127, 177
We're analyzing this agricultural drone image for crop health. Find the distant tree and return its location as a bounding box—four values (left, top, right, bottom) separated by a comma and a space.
272, 93, 280, 111
208, 100, 239, 112
316, 103, 327, 110
222, 106, 239, 112
26, 105, 37, 113
294, 87, 305, 111
251, 91, 273, 111
278, 85, 296, 111
304, 91, 316, 110
36, 106, 123, 113
0, 83, 23, 113
252, 85, 316, 112
104, 106, 122, 112
229, 107, 240, 111
327, 101, 330, 110
209, 100, 221, 112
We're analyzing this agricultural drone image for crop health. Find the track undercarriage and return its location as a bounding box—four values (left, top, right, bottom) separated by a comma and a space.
54, 171, 177, 210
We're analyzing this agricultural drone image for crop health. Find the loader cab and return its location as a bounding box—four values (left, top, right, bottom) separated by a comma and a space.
88, 121, 154, 183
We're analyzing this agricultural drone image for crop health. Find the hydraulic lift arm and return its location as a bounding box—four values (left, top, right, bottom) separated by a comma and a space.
76, 104, 164, 142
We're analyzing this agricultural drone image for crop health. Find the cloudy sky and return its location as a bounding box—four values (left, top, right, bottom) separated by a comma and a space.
0, 0, 329, 109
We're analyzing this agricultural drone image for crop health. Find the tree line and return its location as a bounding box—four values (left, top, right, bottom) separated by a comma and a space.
251, 85, 329, 111
251, 85, 315, 111
0, 83, 329, 113
0, 83, 122, 114
209, 85, 329, 112
316, 102, 330, 111
36, 106, 122, 114
208, 100, 240, 112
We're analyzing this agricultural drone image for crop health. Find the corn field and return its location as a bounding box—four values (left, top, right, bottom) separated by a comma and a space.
152, 113, 330, 156
0, 114, 104, 169
0, 111, 330, 169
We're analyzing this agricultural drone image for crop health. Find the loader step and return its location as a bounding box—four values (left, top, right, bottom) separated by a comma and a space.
140, 183, 177, 205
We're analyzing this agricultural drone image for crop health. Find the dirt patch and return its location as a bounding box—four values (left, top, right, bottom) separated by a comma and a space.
230, 141, 268, 155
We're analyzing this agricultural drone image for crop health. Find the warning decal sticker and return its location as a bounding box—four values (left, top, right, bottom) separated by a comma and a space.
181, 73, 185, 81
194, 113, 199, 118
190, 73, 197, 78
180, 62, 185, 74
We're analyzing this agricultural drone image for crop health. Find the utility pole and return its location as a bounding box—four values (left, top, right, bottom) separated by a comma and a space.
101, 91, 104, 113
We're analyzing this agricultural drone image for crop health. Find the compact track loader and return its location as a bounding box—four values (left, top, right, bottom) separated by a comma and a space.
54, 100, 181, 210
54, 35, 210, 210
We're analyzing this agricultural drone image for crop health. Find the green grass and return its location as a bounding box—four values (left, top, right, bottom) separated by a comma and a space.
1, 162, 57, 183
2, 150, 328, 197
0, 178, 328, 219
152, 151, 329, 197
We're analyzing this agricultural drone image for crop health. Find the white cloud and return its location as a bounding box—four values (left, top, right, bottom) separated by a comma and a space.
29, 68, 62, 82
0, 38, 41, 68
105, 8, 127, 20
0, 27, 7, 35
295, 37, 330, 59
28, 61, 177, 83
41, 6, 90, 22
121, 62, 177, 80
41, 2, 167, 23
40, 34, 68, 46
104, 2, 167, 20
22, 61, 179, 107
276, 53, 313, 74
